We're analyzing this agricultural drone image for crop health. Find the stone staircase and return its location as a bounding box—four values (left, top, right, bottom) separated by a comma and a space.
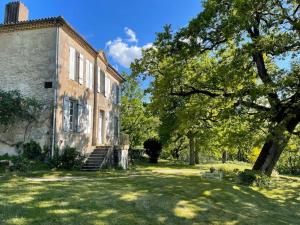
81, 146, 110, 171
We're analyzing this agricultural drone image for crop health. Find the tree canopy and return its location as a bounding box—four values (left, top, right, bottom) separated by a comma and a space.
132, 0, 300, 175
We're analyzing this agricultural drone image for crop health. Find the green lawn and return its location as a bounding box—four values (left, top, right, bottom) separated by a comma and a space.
0, 160, 299, 225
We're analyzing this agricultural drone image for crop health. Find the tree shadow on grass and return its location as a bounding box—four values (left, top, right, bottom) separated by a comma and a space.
0, 171, 299, 225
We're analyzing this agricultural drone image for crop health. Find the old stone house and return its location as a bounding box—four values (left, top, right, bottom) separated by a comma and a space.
0, 2, 128, 169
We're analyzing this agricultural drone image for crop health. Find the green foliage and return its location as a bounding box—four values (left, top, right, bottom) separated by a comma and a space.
10, 156, 31, 173
276, 137, 300, 175
22, 140, 42, 160
121, 73, 159, 148
50, 146, 84, 170
132, 0, 300, 173
247, 147, 261, 163
238, 169, 271, 187
144, 138, 163, 163
0, 89, 41, 126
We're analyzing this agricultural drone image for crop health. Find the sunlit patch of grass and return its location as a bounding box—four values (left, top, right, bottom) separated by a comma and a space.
47, 209, 81, 215
119, 191, 146, 202
174, 200, 201, 219
0, 160, 299, 225
5, 217, 29, 225
97, 209, 118, 218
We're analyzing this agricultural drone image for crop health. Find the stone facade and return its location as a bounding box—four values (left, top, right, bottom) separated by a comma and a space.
0, 27, 57, 155
0, 16, 124, 156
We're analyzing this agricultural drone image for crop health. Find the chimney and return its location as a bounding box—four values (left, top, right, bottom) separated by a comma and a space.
4, 1, 29, 24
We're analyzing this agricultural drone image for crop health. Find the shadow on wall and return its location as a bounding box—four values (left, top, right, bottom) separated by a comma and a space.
57, 90, 93, 155
0, 103, 53, 155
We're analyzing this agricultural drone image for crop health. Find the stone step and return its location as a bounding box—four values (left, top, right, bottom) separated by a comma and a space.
81, 168, 100, 171
81, 147, 109, 171
92, 156, 105, 159
82, 165, 101, 169
92, 151, 108, 154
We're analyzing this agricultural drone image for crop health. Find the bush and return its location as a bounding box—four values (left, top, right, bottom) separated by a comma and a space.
11, 156, 32, 172
238, 169, 271, 187
144, 138, 162, 163
50, 146, 84, 170
23, 140, 42, 160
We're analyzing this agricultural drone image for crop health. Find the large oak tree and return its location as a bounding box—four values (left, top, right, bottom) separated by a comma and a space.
132, 0, 300, 176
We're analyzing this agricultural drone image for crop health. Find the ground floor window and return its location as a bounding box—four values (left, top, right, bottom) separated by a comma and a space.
69, 99, 78, 132
63, 96, 91, 133
114, 116, 119, 139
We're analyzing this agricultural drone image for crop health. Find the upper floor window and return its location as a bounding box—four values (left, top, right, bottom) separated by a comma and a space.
85, 59, 94, 90
69, 46, 84, 85
105, 74, 111, 98
100, 70, 105, 94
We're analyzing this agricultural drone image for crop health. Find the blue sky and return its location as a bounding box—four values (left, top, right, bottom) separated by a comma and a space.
0, 0, 201, 73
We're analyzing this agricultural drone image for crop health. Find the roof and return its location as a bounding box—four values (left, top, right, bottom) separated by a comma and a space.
0, 16, 125, 82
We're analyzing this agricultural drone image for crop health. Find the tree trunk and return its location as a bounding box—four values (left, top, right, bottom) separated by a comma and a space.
195, 138, 200, 164
253, 118, 299, 176
189, 135, 195, 165
222, 151, 228, 163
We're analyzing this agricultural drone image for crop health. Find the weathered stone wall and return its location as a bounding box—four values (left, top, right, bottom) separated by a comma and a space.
56, 28, 122, 155
55, 27, 95, 155
0, 27, 57, 155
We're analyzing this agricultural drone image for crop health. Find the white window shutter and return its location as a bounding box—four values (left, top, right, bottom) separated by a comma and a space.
105, 75, 111, 98
63, 96, 70, 132
69, 47, 75, 80
97, 67, 100, 93
86, 59, 90, 88
105, 75, 108, 97
79, 54, 84, 84
110, 112, 114, 138
88, 105, 93, 134
89, 62, 94, 90
77, 103, 83, 132
84, 104, 88, 134
106, 112, 110, 140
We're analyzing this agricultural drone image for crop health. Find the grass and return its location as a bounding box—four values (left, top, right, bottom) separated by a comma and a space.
0, 160, 299, 225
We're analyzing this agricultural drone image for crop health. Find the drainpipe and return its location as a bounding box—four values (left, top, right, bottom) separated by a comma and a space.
51, 26, 60, 158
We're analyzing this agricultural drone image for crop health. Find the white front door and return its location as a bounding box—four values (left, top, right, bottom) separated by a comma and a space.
98, 112, 103, 144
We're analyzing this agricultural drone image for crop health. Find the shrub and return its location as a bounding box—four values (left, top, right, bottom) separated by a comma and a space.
56, 146, 84, 170
11, 156, 32, 172
210, 167, 216, 173
238, 169, 271, 187
23, 140, 42, 160
144, 138, 162, 163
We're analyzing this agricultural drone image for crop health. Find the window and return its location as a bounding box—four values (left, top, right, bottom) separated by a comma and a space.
100, 70, 105, 94
63, 97, 78, 132
116, 85, 121, 104
79, 54, 84, 84
97, 67, 100, 93
105, 74, 111, 98
114, 116, 119, 138
63, 96, 89, 133
69, 99, 77, 132
69, 47, 84, 84
44, 82, 52, 89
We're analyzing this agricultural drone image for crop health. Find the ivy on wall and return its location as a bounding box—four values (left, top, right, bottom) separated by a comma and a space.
0, 89, 41, 126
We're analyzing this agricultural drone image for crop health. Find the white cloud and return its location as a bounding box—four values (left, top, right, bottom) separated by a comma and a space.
125, 27, 138, 43
106, 28, 152, 68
